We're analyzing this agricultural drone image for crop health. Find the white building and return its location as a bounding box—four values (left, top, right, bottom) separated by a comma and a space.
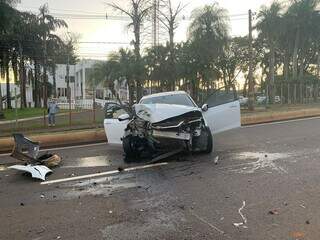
0, 59, 129, 108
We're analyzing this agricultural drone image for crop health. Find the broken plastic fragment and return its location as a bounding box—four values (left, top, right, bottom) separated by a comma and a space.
214, 156, 219, 165
8, 165, 52, 181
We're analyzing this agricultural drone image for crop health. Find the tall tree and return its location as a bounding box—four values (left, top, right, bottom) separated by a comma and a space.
107, 0, 152, 101
256, 1, 282, 103
188, 3, 230, 99
38, 4, 67, 107
287, 0, 320, 80
158, 0, 186, 90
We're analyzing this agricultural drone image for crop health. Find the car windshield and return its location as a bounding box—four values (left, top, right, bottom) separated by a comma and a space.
140, 94, 196, 107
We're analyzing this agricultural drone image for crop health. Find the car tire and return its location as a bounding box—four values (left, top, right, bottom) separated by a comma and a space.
204, 126, 213, 154
122, 136, 139, 162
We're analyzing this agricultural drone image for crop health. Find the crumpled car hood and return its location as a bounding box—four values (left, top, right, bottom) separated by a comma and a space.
134, 104, 201, 123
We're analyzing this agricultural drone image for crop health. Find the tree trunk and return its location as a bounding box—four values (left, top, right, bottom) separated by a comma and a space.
134, 23, 143, 102
283, 50, 289, 82
317, 52, 320, 78
292, 29, 300, 80
0, 78, 2, 112
34, 60, 40, 108
21, 61, 27, 108
269, 45, 275, 104
52, 64, 57, 98
128, 81, 135, 106
4, 54, 12, 109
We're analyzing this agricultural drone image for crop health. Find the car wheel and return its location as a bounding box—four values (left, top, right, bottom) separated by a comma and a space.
204, 126, 213, 154
122, 136, 139, 162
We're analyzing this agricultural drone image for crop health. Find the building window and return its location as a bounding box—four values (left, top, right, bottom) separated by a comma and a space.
57, 87, 67, 97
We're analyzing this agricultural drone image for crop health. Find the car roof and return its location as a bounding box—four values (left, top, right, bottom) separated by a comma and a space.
140, 91, 188, 101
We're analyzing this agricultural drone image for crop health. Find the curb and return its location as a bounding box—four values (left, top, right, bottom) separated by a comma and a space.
241, 109, 320, 125
0, 129, 106, 154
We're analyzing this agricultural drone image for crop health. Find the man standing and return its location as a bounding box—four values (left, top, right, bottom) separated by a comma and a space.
48, 99, 59, 127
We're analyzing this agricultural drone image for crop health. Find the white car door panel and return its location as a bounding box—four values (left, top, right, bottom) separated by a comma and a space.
203, 89, 241, 135
103, 103, 129, 144
104, 119, 128, 144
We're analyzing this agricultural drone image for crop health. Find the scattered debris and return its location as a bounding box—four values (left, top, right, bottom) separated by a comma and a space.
268, 209, 279, 215
300, 204, 306, 209
233, 201, 247, 228
291, 231, 305, 238
214, 156, 219, 165
8, 133, 62, 181
178, 205, 185, 210
8, 165, 52, 181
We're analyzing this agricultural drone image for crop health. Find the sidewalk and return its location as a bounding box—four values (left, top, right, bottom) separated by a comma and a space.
0, 112, 68, 125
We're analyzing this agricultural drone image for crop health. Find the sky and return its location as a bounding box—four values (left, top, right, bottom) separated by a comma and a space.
17, 0, 274, 60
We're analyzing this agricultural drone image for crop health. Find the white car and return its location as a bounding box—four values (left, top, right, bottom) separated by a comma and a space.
104, 90, 240, 161
239, 96, 248, 106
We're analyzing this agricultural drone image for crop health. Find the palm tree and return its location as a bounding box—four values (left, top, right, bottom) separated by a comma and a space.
188, 3, 230, 99
38, 4, 67, 107
256, 1, 283, 104
107, 0, 152, 101
287, 0, 320, 80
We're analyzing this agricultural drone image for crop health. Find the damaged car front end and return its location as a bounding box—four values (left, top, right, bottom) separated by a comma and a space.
122, 104, 212, 159
104, 90, 240, 162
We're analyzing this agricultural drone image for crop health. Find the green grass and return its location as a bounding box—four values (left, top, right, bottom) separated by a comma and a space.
2, 108, 47, 120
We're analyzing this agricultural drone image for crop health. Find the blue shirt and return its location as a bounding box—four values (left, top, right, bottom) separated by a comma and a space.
48, 103, 59, 114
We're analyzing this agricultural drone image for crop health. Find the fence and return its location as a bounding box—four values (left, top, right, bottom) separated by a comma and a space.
0, 98, 117, 138
272, 82, 320, 104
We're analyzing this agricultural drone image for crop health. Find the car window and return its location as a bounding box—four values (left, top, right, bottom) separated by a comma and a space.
105, 103, 127, 119
205, 89, 238, 108
140, 94, 196, 107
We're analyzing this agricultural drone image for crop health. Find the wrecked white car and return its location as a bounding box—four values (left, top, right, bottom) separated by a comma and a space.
104, 90, 240, 161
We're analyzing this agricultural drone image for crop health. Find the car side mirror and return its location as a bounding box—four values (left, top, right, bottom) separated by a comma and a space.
201, 104, 208, 112
118, 113, 130, 121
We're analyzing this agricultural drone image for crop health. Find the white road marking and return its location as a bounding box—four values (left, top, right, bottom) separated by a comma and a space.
0, 142, 107, 157
242, 115, 320, 128
41, 162, 168, 185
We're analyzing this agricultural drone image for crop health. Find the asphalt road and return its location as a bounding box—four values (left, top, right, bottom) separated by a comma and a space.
1, 117, 320, 240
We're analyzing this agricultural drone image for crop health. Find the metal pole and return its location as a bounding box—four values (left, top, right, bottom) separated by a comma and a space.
248, 9, 255, 111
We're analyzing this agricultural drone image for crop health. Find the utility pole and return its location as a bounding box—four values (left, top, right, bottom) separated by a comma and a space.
248, 9, 255, 111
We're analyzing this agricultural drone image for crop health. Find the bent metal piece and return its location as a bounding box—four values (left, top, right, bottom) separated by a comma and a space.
8, 165, 52, 181
10, 133, 62, 167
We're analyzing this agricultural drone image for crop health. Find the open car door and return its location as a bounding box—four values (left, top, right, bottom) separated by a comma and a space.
103, 103, 130, 144
203, 88, 241, 135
